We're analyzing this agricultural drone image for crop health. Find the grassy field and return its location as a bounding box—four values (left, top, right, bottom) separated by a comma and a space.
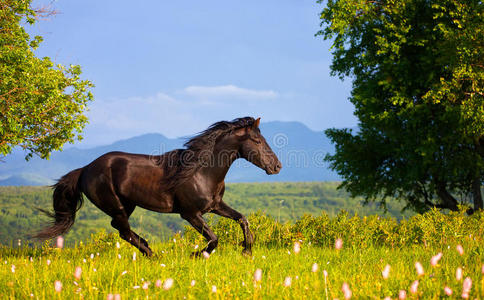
0, 182, 414, 245
1, 210, 482, 299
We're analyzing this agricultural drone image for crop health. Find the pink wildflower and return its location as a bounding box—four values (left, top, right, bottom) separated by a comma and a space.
254, 268, 262, 282
74, 266, 82, 280
456, 244, 464, 256
56, 236, 64, 249
430, 252, 442, 266
155, 280, 162, 288
107, 294, 114, 300
415, 262, 424, 276
293, 242, 301, 254
190, 280, 196, 287
410, 280, 419, 294
444, 286, 452, 296
342, 282, 352, 299
456, 267, 463, 281
311, 263, 318, 273
462, 277, 472, 294
54, 281, 62, 293
335, 238, 343, 250
114, 294, 121, 300
283, 276, 292, 287
163, 278, 174, 290
382, 264, 390, 279
399, 290, 406, 300
211, 285, 217, 293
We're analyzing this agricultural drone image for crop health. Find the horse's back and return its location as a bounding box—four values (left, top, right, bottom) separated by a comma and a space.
80, 151, 151, 183
79, 151, 175, 213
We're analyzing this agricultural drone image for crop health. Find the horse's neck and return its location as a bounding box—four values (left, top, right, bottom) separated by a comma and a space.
200, 147, 238, 182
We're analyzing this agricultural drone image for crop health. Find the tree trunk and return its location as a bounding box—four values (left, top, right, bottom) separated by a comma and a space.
472, 178, 483, 212
435, 182, 459, 211
476, 136, 484, 158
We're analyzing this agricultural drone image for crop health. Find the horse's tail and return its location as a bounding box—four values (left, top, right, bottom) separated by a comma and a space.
34, 168, 84, 240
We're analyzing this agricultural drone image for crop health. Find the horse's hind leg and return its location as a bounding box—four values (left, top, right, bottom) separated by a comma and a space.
118, 203, 150, 250
83, 175, 152, 256
111, 204, 153, 256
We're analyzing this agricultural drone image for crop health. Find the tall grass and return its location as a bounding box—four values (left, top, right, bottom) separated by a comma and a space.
1, 209, 482, 299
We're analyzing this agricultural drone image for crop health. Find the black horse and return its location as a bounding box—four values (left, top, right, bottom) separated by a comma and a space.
35, 117, 281, 256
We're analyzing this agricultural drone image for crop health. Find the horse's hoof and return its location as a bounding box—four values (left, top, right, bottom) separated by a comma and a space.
242, 248, 252, 257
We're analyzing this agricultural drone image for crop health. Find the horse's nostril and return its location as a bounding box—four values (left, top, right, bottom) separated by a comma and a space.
275, 162, 282, 171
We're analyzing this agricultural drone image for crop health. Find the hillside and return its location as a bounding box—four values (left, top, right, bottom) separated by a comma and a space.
0, 182, 412, 246
0, 121, 340, 185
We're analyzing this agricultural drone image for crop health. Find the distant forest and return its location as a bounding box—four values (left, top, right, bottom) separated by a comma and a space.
0, 182, 413, 245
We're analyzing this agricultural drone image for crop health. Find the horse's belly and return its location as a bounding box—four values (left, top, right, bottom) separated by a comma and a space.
121, 186, 174, 213
134, 194, 174, 213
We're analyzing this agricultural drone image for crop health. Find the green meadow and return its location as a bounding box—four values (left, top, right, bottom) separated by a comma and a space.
0, 207, 483, 299
0, 182, 413, 245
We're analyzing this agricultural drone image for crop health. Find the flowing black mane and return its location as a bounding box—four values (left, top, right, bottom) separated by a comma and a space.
159, 117, 256, 190
184, 117, 255, 151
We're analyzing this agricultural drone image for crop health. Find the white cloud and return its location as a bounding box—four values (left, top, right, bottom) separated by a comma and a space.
82, 92, 202, 146
80, 85, 335, 147
183, 85, 277, 100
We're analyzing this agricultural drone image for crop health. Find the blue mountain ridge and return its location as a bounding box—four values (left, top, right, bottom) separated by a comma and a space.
0, 121, 340, 186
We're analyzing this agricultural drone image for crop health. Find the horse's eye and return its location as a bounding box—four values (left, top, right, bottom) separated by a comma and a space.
253, 138, 261, 144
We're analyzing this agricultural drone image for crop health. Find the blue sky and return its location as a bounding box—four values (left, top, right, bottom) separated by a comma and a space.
31, 0, 354, 146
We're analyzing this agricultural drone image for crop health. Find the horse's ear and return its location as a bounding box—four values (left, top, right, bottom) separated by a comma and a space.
253, 117, 261, 128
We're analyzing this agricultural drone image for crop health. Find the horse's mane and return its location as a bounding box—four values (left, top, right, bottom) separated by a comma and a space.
159, 117, 256, 191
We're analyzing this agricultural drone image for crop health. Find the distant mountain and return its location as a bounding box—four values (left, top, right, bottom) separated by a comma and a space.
0, 121, 340, 185
0, 174, 55, 186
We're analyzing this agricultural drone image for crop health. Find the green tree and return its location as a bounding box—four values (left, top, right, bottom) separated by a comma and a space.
0, 0, 93, 160
317, 0, 483, 213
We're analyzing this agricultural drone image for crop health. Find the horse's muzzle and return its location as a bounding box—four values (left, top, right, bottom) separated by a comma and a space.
266, 161, 282, 175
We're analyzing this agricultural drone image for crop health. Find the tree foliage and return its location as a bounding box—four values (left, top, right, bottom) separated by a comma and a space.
318, 0, 483, 213
0, 0, 93, 160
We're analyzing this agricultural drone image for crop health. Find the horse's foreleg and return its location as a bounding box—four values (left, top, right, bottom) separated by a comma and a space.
213, 201, 254, 256
182, 213, 218, 256
130, 231, 150, 248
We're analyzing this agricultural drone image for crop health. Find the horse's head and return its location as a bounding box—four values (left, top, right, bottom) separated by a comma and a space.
234, 118, 282, 175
